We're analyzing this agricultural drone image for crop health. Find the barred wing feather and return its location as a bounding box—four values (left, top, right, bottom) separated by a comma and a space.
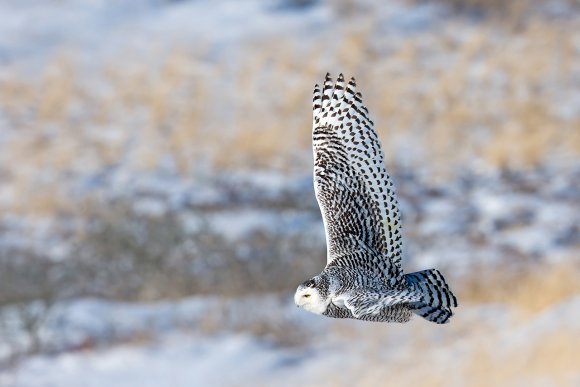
312, 73, 403, 283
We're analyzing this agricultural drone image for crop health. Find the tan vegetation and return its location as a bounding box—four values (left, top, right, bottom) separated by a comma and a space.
461, 261, 580, 315
1, 9, 578, 216
343, 329, 580, 387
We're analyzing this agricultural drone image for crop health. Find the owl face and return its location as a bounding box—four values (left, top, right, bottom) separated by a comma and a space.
294, 279, 328, 315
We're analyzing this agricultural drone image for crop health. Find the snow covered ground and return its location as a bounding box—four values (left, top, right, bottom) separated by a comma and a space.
1, 294, 579, 387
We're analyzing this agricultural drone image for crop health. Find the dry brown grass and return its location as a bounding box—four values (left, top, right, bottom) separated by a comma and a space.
322, 324, 579, 387
0, 9, 578, 217
460, 261, 580, 315
347, 329, 580, 387
464, 332, 579, 387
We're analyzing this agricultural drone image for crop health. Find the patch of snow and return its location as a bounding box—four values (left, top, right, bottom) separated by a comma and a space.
3, 294, 580, 387
207, 209, 318, 241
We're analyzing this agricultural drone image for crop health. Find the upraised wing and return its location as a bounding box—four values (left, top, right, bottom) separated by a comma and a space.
312, 73, 403, 283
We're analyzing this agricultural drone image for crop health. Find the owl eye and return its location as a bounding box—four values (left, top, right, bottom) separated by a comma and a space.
303, 294, 311, 298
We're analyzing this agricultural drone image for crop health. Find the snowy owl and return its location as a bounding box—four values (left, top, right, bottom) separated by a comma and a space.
294, 73, 458, 324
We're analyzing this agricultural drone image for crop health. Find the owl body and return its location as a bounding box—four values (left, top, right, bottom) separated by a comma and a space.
321, 265, 413, 323
294, 74, 458, 324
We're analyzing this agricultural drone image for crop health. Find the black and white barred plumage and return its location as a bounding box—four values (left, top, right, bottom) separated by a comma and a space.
294, 74, 458, 324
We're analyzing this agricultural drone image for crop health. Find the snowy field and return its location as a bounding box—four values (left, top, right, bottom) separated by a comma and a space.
0, 0, 579, 386
2, 294, 579, 387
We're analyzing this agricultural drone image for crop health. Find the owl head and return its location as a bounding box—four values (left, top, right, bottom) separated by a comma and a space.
294, 277, 330, 314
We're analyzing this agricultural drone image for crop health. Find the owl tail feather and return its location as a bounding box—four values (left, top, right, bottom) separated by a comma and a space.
404, 269, 458, 324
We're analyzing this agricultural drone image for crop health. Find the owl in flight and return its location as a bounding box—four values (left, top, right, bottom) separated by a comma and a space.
294, 74, 458, 323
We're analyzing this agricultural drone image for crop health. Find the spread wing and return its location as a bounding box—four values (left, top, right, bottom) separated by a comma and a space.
312, 73, 403, 283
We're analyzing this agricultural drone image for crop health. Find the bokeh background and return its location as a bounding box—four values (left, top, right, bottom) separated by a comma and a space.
0, 0, 579, 386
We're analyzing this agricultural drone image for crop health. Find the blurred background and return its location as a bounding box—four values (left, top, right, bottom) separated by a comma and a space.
0, 0, 579, 386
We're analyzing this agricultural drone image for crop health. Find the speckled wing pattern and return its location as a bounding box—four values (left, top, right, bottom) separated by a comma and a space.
312, 73, 403, 285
